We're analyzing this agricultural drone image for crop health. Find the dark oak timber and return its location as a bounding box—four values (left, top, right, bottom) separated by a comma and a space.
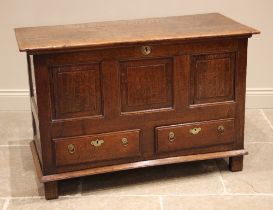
16, 13, 259, 199
229, 156, 244, 172
44, 181, 58, 200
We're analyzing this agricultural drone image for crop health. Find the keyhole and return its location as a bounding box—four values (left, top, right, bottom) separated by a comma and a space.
141, 46, 151, 55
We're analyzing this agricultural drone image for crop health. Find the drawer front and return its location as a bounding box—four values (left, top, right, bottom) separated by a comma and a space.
156, 119, 235, 154
54, 129, 141, 166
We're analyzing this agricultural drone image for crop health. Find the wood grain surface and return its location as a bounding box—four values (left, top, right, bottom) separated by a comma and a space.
15, 13, 259, 52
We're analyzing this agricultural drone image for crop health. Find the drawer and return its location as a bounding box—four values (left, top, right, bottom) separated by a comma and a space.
54, 129, 141, 166
156, 119, 235, 154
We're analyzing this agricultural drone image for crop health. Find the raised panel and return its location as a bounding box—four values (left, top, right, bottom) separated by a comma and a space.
51, 63, 102, 120
120, 58, 173, 113
191, 53, 235, 104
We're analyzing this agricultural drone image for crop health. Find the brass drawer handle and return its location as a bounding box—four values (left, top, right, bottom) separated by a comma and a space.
141, 46, 151, 55
121, 137, 128, 146
189, 127, 201, 135
91, 139, 104, 147
67, 144, 76, 154
168, 131, 175, 142
218, 125, 225, 134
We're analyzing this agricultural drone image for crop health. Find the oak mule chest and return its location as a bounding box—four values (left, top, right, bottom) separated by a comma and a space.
15, 13, 259, 199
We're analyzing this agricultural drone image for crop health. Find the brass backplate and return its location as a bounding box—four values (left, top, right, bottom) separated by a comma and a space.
91, 139, 104, 147
141, 46, 151, 55
189, 127, 201, 135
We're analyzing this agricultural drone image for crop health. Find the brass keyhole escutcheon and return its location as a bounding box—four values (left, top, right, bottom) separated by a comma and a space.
122, 137, 128, 146
168, 131, 175, 142
141, 46, 151, 55
67, 144, 76, 154
91, 139, 104, 147
217, 125, 225, 134
189, 127, 201, 135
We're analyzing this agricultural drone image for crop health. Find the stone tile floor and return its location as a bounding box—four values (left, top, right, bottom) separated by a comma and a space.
0, 109, 273, 210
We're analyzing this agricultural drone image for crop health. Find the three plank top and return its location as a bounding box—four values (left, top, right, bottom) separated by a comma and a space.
15, 13, 259, 53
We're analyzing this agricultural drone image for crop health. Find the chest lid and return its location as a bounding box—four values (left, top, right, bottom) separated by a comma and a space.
15, 13, 259, 53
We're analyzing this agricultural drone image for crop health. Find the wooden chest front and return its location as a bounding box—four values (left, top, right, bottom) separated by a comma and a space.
28, 38, 242, 174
